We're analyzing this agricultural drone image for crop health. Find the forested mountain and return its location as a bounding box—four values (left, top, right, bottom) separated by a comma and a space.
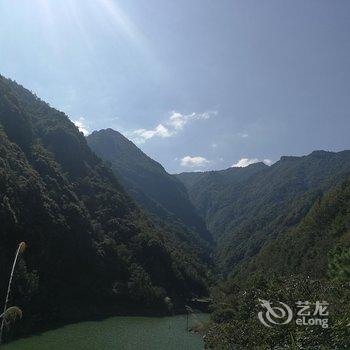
177, 151, 350, 272
205, 176, 350, 349
177, 153, 350, 348
177, 162, 268, 239
86, 129, 212, 246
245, 175, 350, 280
0, 75, 209, 339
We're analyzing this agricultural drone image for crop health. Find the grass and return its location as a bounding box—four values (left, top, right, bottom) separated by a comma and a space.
0, 242, 26, 344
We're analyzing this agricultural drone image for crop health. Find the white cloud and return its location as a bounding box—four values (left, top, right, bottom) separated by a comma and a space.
263, 159, 273, 166
133, 123, 172, 141
73, 117, 89, 136
238, 132, 249, 138
232, 158, 259, 167
232, 158, 273, 168
130, 110, 217, 143
180, 156, 210, 168
168, 112, 187, 130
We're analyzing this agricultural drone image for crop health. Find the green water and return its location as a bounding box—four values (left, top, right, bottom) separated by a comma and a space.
2, 314, 209, 350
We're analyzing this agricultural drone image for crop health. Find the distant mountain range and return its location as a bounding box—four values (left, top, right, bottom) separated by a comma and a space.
86, 126, 350, 285
86, 128, 350, 283
177, 150, 350, 275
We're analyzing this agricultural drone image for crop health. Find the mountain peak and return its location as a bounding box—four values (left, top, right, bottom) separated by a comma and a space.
87, 129, 213, 243
90, 128, 127, 140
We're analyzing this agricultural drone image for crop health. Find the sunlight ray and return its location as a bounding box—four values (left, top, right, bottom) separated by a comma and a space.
61, 0, 94, 52
93, 0, 156, 64
36, 0, 61, 55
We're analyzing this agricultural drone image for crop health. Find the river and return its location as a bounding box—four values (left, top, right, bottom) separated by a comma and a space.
2, 314, 209, 350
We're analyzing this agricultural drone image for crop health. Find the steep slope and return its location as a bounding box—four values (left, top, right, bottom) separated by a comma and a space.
205, 177, 350, 349
177, 162, 268, 237
244, 176, 350, 280
86, 129, 212, 246
177, 151, 350, 272
0, 76, 208, 339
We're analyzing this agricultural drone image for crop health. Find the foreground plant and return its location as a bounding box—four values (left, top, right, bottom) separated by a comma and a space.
0, 242, 26, 344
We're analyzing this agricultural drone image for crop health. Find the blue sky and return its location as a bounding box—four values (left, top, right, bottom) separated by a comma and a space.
1, 0, 349, 173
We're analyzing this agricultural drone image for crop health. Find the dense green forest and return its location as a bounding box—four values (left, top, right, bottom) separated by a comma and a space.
0, 75, 210, 341
204, 177, 350, 348
177, 151, 350, 273
86, 129, 212, 253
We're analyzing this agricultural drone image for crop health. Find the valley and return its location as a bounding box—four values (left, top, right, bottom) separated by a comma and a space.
0, 75, 349, 348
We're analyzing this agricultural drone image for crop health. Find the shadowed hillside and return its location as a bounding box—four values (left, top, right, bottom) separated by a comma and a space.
0, 75, 209, 340
87, 129, 212, 250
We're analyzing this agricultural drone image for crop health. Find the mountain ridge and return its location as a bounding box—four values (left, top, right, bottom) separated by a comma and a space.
176, 149, 350, 272
87, 128, 213, 247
